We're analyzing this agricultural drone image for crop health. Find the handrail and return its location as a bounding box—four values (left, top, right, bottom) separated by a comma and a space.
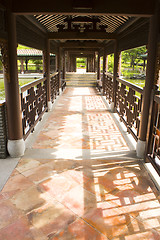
21, 77, 46, 93
154, 94, 160, 105
117, 77, 143, 94
105, 72, 143, 94
50, 72, 58, 78
20, 72, 59, 93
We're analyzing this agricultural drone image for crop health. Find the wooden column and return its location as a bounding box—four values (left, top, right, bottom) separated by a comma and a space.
25, 59, 28, 72
43, 38, 51, 110
93, 52, 96, 72
137, 7, 160, 158
113, 40, 121, 109
97, 52, 101, 80
62, 50, 66, 80
102, 50, 106, 95
106, 55, 108, 73
2, 11, 25, 157
20, 59, 24, 74
57, 47, 61, 92
86, 57, 89, 72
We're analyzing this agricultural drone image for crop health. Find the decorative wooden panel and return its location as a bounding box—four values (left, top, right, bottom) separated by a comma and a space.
116, 79, 143, 140
21, 78, 47, 139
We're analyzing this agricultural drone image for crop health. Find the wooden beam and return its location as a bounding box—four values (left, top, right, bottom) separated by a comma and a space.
59, 41, 104, 48
48, 32, 116, 40
12, 0, 155, 16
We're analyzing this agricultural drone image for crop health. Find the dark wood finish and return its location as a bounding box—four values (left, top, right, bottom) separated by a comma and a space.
48, 32, 116, 40
2, 12, 23, 140
50, 73, 59, 103
43, 39, 51, 104
104, 73, 113, 103
104, 73, 143, 140
12, 0, 155, 16
116, 78, 143, 140
139, 9, 159, 142
21, 77, 47, 139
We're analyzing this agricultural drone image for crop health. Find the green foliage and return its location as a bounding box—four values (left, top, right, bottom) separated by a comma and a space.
76, 58, 86, 63
108, 54, 114, 73
17, 44, 32, 50
122, 46, 146, 70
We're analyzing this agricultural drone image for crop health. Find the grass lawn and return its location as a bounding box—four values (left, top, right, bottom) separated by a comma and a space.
0, 78, 35, 100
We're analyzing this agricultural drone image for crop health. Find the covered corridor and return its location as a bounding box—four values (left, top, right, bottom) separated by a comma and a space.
1, 87, 160, 239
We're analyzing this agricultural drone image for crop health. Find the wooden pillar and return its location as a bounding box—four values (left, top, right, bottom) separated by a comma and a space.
55, 53, 58, 71
1, 11, 25, 157
113, 40, 121, 110
86, 57, 89, 72
137, 7, 160, 158
43, 38, 51, 110
25, 59, 28, 72
97, 52, 101, 80
73, 57, 76, 72
20, 59, 24, 74
102, 50, 106, 95
62, 50, 66, 79
93, 52, 96, 72
106, 55, 108, 72
57, 47, 61, 92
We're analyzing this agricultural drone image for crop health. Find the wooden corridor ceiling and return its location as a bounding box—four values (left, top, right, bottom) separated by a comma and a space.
0, 0, 158, 53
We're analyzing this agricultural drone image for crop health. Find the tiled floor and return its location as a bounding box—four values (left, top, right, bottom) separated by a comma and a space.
1, 87, 160, 240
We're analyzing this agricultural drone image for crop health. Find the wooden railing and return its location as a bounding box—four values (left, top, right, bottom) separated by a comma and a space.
21, 72, 64, 139
50, 72, 59, 103
104, 73, 114, 103
104, 73, 143, 141
21, 77, 47, 139
146, 92, 160, 174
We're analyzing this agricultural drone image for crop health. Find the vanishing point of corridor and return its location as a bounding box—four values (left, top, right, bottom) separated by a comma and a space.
1, 87, 160, 240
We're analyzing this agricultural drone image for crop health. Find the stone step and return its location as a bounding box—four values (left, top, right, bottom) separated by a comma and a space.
65, 73, 97, 87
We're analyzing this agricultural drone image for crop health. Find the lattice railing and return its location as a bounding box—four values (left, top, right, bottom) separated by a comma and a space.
103, 73, 143, 140
104, 73, 114, 103
147, 93, 160, 174
116, 78, 143, 140
50, 72, 59, 103
21, 77, 47, 139
21, 72, 64, 139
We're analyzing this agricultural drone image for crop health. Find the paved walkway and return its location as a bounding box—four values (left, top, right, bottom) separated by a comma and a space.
1, 87, 160, 240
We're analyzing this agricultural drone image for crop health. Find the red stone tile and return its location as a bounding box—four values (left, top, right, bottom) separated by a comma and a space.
27, 202, 77, 236
0, 200, 23, 229
39, 173, 78, 201
11, 185, 46, 213
61, 185, 99, 216
113, 218, 160, 240
83, 201, 134, 239
2, 174, 34, 198
22, 165, 55, 184
0, 217, 33, 240
49, 218, 108, 240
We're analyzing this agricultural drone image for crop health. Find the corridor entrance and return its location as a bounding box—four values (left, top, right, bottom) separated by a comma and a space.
76, 58, 87, 73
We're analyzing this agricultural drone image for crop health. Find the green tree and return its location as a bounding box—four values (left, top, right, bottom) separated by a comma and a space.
122, 46, 146, 70
32, 59, 42, 71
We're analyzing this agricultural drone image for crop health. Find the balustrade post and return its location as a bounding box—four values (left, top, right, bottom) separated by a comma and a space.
20, 59, 24, 74
97, 52, 101, 81
93, 52, 96, 72
102, 50, 106, 95
1, 11, 25, 157
87, 57, 89, 72
137, 7, 160, 158
106, 55, 108, 72
43, 38, 52, 110
112, 40, 121, 112
62, 50, 66, 80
